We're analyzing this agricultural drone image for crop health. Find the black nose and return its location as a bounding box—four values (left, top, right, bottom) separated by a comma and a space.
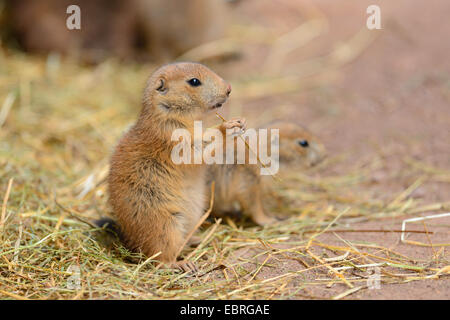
226, 84, 232, 96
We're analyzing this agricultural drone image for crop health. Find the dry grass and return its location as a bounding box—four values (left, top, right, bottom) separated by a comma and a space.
0, 2, 449, 300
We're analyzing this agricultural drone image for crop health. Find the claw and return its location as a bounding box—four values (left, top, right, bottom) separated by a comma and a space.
169, 260, 198, 274
222, 117, 247, 136
253, 215, 279, 226
187, 235, 202, 247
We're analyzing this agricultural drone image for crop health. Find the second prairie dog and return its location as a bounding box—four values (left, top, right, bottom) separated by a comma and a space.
107, 62, 242, 272
206, 120, 326, 226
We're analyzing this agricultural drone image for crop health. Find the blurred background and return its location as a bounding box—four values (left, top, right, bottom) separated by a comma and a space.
0, 0, 449, 299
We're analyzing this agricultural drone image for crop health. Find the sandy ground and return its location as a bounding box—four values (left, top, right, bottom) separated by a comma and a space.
214, 0, 450, 299
234, 216, 450, 300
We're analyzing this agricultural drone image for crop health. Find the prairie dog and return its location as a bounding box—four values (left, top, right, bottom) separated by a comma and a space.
4, 0, 137, 62
4, 0, 227, 62
206, 120, 326, 226
107, 62, 241, 271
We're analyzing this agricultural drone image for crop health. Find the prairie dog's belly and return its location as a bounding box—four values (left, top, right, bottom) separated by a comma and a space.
178, 168, 207, 233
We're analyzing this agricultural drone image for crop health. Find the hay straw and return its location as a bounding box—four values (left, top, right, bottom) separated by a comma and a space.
401, 213, 450, 247
0, 92, 15, 127
0, 178, 13, 230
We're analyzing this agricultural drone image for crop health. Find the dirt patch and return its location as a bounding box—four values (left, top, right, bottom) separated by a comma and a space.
210, 0, 450, 299
209, 215, 449, 299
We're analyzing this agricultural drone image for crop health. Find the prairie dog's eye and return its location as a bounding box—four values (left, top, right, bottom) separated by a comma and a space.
298, 140, 309, 148
187, 78, 202, 87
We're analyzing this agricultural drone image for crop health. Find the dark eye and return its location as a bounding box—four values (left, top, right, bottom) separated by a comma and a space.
298, 140, 309, 148
187, 78, 202, 87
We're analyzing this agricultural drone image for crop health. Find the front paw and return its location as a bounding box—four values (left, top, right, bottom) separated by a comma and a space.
253, 214, 284, 226
221, 117, 247, 136
168, 260, 198, 274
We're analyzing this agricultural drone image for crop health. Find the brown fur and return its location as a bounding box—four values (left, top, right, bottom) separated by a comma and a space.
134, 0, 227, 61
4, 0, 227, 62
108, 62, 236, 266
206, 120, 327, 225
5, 0, 137, 63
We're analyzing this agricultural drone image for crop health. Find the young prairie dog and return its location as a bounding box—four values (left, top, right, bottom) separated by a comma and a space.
206, 120, 326, 226
106, 62, 242, 271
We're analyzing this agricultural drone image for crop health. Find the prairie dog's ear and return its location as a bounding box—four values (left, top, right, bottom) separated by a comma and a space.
156, 78, 167, 93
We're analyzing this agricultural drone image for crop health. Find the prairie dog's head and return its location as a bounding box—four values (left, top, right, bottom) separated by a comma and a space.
266, 120, 326, 168
142, 62, 231, 119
